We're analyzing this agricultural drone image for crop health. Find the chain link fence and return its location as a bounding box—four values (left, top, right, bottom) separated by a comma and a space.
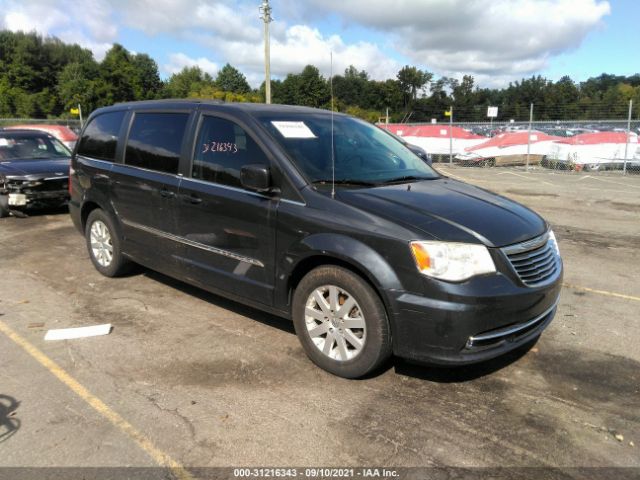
4, 111, 640, 175
382, 101, 640, 175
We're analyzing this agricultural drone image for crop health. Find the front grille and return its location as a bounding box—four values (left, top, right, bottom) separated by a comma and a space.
7, 177, 68, 193
502, 233, 560, 287
39, 177, 68, 192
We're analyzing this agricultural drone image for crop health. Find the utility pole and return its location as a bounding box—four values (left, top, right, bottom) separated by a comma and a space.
449, 106, 453, 165
78, 103, 84, 128
623, 99, 632, 175
526, 103, 533, 170
259, 0, 272, 104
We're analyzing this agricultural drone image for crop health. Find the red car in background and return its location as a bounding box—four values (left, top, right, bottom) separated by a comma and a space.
5, 124, 78, 150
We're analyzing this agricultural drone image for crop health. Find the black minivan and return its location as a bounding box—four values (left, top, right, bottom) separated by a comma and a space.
69, 100, 562, 378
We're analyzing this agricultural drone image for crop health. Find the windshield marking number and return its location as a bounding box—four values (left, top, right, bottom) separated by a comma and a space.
202, 142, 238, 154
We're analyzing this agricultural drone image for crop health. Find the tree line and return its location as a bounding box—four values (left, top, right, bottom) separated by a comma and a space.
1, 30, 639, 123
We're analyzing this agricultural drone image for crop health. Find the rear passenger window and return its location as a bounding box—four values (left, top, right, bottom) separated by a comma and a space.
77, 111, 125, 161
192, 116, 269, 188
125, 112, 189, 174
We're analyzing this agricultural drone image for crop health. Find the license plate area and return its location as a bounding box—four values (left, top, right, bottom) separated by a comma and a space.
8, 193, 27, 206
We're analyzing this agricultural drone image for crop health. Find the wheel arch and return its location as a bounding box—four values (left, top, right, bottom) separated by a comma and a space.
80, 201, 102, 231
278, 233, 403, 319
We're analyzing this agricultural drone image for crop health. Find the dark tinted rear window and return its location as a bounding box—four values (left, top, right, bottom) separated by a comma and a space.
125, 112, 189, 174
77, 111, 125, 161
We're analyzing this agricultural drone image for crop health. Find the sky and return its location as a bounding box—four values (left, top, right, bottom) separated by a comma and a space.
0, 0, 637, 89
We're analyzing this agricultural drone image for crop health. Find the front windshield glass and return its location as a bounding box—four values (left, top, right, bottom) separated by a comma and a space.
257, 113, 439, 186
0, 133, 71, 161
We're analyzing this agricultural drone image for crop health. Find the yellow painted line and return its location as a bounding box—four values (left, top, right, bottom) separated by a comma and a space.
563, 283, 640, 302
0, 319, 194, 480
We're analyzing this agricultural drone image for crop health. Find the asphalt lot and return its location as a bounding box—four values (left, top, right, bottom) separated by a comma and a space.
0, 166, 639, 477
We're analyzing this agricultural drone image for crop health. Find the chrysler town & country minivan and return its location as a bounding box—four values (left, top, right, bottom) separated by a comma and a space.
69, 100, 562, 378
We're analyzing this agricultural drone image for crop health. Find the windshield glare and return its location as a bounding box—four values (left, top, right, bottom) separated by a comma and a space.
0, 134, 71, 161
258, 113, 439, 186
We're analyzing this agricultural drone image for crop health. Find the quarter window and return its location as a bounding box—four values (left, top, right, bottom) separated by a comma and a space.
192, 116, 269, 188
125, 112, 189, 174
77, 111, 126, 161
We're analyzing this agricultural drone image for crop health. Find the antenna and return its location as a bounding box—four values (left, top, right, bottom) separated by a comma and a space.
330, 51, 335, 199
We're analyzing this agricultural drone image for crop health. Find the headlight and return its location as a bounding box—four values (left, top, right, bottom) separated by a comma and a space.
410, 241, 496, 282
548, 229, 560, 255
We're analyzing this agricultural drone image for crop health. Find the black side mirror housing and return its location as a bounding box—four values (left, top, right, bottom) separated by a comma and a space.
240, 164, 272, 193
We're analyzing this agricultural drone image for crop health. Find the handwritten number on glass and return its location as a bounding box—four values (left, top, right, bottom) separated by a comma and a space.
202, 141, 238, 154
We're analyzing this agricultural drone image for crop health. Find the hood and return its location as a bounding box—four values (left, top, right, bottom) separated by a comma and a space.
337, 178, 546, 247
0, 158, 70, 178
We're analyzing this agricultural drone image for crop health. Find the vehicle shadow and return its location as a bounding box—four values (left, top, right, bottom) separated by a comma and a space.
142, 268, 536, 382
7, 204, 68, 218
392, 337, 538, 383
0, 394, 21, 443
143, 270, 296, 335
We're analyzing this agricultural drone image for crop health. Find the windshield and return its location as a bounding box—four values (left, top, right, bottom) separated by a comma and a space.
257, 113, 439, 186
0, 133, 71, 161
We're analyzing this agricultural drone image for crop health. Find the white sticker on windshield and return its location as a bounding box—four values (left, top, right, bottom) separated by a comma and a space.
0, 138, 8, 146
271, 121, 317, 139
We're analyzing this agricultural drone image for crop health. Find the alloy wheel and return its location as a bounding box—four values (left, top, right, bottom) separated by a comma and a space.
304, 285, 366, 361
90, 220, 113, 267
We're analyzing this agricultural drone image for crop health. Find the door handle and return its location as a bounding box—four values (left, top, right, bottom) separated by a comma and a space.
160, 188, 176, 199
183, 193, 202, 205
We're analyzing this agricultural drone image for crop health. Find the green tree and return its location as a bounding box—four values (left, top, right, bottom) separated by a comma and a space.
275, 65, 329, 108
215, 63, 251, 94
57, 61, 102, 113
131, 54, 162, 100
163, 66, 214, 98
397, 65, 432, 109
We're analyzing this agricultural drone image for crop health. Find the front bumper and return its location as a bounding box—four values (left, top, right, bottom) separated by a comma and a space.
387, 267, 562, 365
2, 176, 69, 208
7, 190, 69, 206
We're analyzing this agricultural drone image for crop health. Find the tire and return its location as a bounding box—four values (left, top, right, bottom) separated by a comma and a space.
0, 195, 9, 218
292, 265, 392, 378
85, 209, 130, 277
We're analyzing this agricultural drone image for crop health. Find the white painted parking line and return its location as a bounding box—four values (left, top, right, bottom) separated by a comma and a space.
578, 175, 640, 189
496, 171, 556, 186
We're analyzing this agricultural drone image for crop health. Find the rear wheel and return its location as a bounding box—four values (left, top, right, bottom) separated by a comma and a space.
85, 209, 130, 277
292, 266, 392, 378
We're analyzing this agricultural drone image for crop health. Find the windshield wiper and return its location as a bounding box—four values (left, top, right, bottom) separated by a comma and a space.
380, 175, 433, 185
311, 179, 378, 187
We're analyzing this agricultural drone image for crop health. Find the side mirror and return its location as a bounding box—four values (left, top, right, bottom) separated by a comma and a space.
240, 164, 272, 193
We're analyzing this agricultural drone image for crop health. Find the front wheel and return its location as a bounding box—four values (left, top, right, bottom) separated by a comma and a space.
85, 209, 130, 277
292, 266, 392, 378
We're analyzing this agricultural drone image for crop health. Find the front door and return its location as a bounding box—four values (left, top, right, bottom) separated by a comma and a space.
175, 114, 277, 306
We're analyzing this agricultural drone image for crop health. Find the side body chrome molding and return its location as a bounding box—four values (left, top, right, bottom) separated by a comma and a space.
121, 219, 265, 268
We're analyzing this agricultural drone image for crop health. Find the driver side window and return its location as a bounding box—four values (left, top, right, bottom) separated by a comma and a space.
192, 116, 269, 189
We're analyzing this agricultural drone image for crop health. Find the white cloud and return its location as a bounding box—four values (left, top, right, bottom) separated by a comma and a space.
0, 0, 613, 88
202, 24, 402, 86
113, 0, 260, 43
0, 0, 118, 59
304, 0, 611, 82
164, 53, 219, 77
